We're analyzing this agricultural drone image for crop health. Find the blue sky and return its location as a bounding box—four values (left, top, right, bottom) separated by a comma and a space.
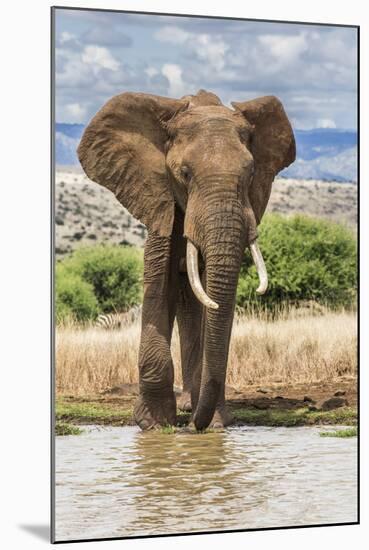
55, 9, 358, 130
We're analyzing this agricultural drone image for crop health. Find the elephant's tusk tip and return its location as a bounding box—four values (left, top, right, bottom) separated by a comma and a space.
208, 300, 219, 310
249, 241, 268, 297
256, 278, 268, 295
256, 286, 267, 295
256, 280, 268, 295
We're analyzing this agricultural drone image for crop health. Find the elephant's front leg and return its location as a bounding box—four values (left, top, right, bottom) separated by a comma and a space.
133, 232, 179, 430
176, 272, 204, 412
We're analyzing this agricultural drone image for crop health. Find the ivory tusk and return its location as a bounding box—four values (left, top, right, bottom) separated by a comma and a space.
249, 240, 268, 295
186, 241, 219, 310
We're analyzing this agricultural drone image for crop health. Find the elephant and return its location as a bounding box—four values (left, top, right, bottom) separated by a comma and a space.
77, 89, 295, 431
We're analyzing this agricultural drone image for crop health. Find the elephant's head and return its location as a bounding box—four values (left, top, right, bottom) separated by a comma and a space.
78, 89, 295, 429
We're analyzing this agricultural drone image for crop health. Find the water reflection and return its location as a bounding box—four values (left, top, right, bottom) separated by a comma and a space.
55, 426, 357, 542
127, 429, 269, 532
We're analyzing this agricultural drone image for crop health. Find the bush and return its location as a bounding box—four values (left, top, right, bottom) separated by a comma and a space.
56, 264, 99, 323
55, 217, 356, 323
237, 214, 357, 311
59, 245, 143, 314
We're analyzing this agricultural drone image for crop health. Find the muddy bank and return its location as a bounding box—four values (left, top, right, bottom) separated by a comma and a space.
56, 379, 357, 428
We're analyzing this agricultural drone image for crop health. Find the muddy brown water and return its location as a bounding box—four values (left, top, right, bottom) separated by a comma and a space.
54, 425, 357, 541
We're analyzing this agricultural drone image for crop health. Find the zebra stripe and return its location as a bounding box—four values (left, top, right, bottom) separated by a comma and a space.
95, 305, 142, 330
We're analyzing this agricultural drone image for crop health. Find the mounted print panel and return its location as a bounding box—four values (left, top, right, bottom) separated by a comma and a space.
51, 6, 358, 543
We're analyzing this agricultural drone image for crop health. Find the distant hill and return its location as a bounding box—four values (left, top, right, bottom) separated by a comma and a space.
55, 168, 357, 257
55, 123, 357, 183
282, 146, 357, 183
287, 128, 357, 160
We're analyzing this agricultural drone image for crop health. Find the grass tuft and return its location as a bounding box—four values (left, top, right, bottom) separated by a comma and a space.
56, 399, 133, 425
232, 407, 357, 427
160, 425, 177, 434
55, 421, 83, 436
319, 427, 357, 438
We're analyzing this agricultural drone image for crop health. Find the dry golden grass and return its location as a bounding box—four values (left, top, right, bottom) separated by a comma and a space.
56, 311, 357, 396
227, 311, 356, 388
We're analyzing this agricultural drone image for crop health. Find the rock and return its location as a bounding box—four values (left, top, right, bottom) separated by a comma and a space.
334, 390, 346, 397
253, 399, 270, 410
257, 388, 268, 394
321, 397, 348, 410
73, 231, 84, 240
303, 395, 314, 403
103, 383, 139, 396
308, 404, 318, 411
314, 397, 348, 411
225, 385, 242, 399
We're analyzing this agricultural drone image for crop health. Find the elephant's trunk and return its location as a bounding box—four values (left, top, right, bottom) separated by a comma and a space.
191, 200, 247, 430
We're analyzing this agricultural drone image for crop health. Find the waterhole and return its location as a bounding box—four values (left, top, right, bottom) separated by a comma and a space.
54, 425, 357, 541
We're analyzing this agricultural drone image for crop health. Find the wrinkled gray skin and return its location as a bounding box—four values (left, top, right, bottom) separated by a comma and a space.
78, 89, 295, 430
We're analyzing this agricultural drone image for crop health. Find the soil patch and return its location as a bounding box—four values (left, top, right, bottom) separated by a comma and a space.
56, 378, 357, 428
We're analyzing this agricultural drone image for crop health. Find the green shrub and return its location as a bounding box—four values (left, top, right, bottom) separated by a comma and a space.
237, 214, 357, 311
59, 245, 143, 313
56, 264, 99, 323
55, 217, 356, 322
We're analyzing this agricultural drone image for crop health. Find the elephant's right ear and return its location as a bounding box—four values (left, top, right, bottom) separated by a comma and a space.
231, 95, 295, 224
77, 92, 186, 236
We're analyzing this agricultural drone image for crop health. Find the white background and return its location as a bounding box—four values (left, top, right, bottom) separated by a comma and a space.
1, 1, 367, 548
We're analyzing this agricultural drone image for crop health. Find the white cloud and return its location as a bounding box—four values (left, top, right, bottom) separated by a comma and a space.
155, 26, 189, 44
317, 118, 337, 129
258, 33, 308, 64
65, 103, 87, 122
56, 44, 121, 91
56, 49, 95, 88
196, 34, 228, 72
291, 96, 339, 105
81, 45, 120, 72
82, 26, 132, 48
59, 31, 76, 44
156, 25, 228, 72
162, 64, 186, 97
145, 66, 159, 78
54, 13, 357, 129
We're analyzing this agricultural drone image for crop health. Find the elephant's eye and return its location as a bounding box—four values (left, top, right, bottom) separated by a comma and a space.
181, 165, 191, 183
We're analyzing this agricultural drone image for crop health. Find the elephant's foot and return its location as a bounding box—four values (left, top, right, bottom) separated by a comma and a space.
177, 390, 192, 412
133, 392, 176, 430
209, 404, 234, 429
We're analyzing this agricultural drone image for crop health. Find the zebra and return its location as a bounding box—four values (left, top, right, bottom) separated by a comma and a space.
95, 304, 142, 330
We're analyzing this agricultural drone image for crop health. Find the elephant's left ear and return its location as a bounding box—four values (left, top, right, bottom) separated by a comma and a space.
231, 96, 296, 224
77, 92, 187, 237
